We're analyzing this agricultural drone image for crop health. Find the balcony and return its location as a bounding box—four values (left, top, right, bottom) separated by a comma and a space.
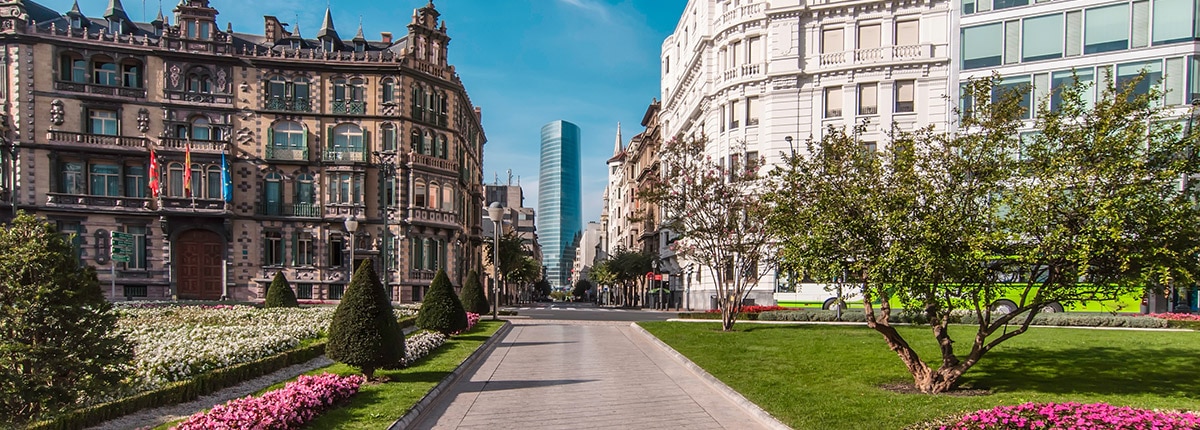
331, 100, 366, 115
716, 62, 765, 84
323, 148, 367, 163
712, 2, 764, 29
46, 131, 149, 153
266, 145, 309, 162
158, 197, 227, 215
265, 97, 313, 113
54, 81, 147, 99
256, 202, 323, 218
159, 137, 229, 154
46, 193, 152, 211
408, 152, 455, 173
407, 207, 459, 229
814, 43, 937, 71
408, 269, 436, 282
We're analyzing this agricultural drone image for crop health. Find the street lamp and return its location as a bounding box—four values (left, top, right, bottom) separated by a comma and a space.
344, 215, 359, 284
487, 202, 503, 321
373, 150, 399, 300
785, 135, 795, 158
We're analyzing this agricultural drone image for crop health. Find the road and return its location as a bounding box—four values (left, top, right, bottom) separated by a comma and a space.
501, 302, 677, 322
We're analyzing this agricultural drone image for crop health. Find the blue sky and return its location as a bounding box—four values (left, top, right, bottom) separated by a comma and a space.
44, 0, 685, 222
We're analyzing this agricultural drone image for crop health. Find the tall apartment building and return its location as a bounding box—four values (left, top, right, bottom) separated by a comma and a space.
537, 120, 582, 289
484, 179, 540, 261
0, 0, 487, 303
659, 0, 953, 308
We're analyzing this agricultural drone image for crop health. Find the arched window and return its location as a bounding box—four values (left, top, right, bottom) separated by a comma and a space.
192, 117, 212, 140
382, 78, 395, 104
295, 173, 315, 205
59, 52, 85, 82
414, 180, 426, 207
348, 78, 365, 102
121, 59, 143, 88
442, 185, 454, 211
332, 78, 348, 101
263, 172, 283, 215
332, 124, 363, 151
438, 91, 448, 126
436, 134, 448, 159
267, 75, 287, 101
411, 84, 425, 121
91, 55, 117, 86
188, 163, 202, 197
186, 69, 212, 93
272, 121, 305, 148
422, 130, 433, 155
167, 162, 184, 197
428, 182, 440, 210
381, 123, 397, 152
293, 77, 310, 103
205, 165, 221, 199
410, 128, 421, 152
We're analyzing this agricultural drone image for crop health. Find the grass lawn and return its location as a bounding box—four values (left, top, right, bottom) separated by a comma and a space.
158, 320, 503, 430
639, 322, 1200, 429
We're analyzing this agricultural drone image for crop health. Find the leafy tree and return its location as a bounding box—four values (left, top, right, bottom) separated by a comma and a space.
326, 259, 404, 380
572, 279, 593, 299
641, 137, 774, 330
416, 269, 468, 335
603, 248, 654, 307
263, 271, 299, 308
765, 74, 1200, 393
0, 213, 132, 424
485, 230, 539, 304
534, 279, 552, 297
459, 270, 490, 315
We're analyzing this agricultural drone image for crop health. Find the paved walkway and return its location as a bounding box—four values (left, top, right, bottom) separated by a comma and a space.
410, 320, 773, 430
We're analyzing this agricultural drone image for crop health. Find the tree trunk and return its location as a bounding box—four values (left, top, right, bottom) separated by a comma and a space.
363, 366, 375, 381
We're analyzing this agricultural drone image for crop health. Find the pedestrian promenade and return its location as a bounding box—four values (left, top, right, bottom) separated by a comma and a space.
410, 319, 774, 430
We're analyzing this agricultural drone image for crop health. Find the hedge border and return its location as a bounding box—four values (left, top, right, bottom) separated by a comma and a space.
29, 340, 328, 430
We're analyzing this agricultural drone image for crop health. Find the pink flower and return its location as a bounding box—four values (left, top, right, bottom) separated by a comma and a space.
171, 373, 364, 430
942, 402, 1200, 430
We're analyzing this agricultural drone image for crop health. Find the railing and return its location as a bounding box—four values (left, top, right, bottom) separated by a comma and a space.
713, 1, 764, 27
46, 193, 152, 209
46, 131, 148, 149
54, 81, 147, 98
159, 197, 226, 211
409, 270, 436, 281
323, 148, 367, 162
408, 207, 459, 227
409, 152, 455, 172
160, 137, 228, 152
256, 202, 322, 217
265, 97, 312, 113
331, 100, 366, 115
266, 145, 309, 161
818, 44, 934, 68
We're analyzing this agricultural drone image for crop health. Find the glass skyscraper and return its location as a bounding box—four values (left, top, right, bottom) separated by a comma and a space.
538, 120, 583, 289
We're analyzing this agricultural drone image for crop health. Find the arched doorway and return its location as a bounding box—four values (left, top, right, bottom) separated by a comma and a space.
175, 229, 223, 300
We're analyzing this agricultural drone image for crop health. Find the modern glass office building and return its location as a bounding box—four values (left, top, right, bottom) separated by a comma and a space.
538, 120, 583, 289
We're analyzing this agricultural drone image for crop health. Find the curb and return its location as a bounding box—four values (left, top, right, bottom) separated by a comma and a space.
630, 322, 792, 430
388, 321, 513, 430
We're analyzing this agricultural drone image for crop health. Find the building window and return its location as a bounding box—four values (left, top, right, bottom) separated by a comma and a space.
93, 59, 117, 86
332, 124, 364, 151
382, 79, 395, 104
824, 86, 843, 118
273, 121, 305, 148
858, 83, 878, 115
122, 61, 143, 88
384, 177, 397, 207
186, 72, 213, 93
437, 134, 448, 158
263, 172, 282, 215
296, 173, 315, 205
895, 80, 916, 113
1023, 14, 1063, 62
1085, 4, 1130, 54
61, 161, 85, 194
895, 19, 919, 46
822, 27, 843, 53
442, 185, 454, 210
185, 20, 196, 38
994, 75, 1032, 119
858, 23, 881, 52
125, 164, 146, 198
265, 231, 284, 266
328, 173, 361, 204
747, 37, 761, 64
330, 235, 345, 267
728, 100, 739, 129
297, 233, 314, 266
382, 124, 397, 151
414, 180, 427, 207
411, 84, 425, 121
993, 0, 1028, 10
59, 54, 86, 82
89, 163, 120, 196
1153, 0, 1196, 45
329, 284, 344, 300
123, 225, 147, 269
1191, 56, 1200, 103
746, 97, 760, 126
89, 110, 119, 135
1117, 60, 1163, 100
296, 284, 313, 299
962, 23, 1003, 69
167, 162, 184, 197
1050, 68, 1095, 111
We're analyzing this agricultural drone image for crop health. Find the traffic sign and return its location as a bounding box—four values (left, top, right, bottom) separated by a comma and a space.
110, 231, 135, 262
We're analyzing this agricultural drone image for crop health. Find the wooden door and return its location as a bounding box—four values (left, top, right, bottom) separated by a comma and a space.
176, 229, 223, 300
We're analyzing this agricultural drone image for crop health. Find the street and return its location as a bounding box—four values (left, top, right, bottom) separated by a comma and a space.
502, 302, 678, 322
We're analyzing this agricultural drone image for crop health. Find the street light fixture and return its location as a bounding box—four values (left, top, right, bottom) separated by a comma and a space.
785, 135, 795, 158
344, 214, 359, 284
372, 150, 399, 300
487, 202, 504, 321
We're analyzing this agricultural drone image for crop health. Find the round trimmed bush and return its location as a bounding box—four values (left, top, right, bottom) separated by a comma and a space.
263, 272, 299, 308
459, 270, 489, 315
325, 260, 404, 379
416, 269, 468, 335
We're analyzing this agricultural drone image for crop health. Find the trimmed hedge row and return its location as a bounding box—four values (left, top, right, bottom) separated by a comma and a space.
1167, 319, 1200, 330
398, 315, 417, 329
29, 340, 328, 430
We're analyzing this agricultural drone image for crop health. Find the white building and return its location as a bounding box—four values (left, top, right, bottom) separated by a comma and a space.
659, 0, 954, 309
570, 221, 604, 288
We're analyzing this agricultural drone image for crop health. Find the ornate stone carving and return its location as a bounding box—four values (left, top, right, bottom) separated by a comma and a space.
136, 108, 150, 133
48, 99, 63, 126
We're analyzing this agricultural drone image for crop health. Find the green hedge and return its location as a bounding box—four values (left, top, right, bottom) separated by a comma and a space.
398, 315, 417, 329
677, 312, 762, 320
29, 340, 328, 430
756, 310, 1172, 328
1166, 319, 1200, 330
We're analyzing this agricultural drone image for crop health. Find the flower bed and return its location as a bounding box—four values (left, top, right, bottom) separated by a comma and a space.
171, 373, 364, 430
400, 331, 448, 367
936, 402, 1200, 430
704, 305, 797, 314
1151, 312, 1200, 321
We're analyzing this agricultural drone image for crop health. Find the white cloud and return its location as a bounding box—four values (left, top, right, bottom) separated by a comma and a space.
557, 0, 612, 21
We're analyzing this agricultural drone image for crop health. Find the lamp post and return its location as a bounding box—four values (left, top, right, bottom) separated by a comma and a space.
344, 215, 359, 284
487, 202, 503, 321
373, 151, 399, 300
785, 135, 795, 158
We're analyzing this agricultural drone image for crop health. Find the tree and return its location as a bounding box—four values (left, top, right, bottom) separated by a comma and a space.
263, 272, 299, 308
605, 248, 653, 307
485, 230, 538, 305
534, 279, 552, 297
641, 136, 775, 330
416, 269, 468, 335
572, 279, 593, 299
765, 74, 1200, 393
459, 270, 490, 315
0, 213, 132, 424
326, 259, 404, 380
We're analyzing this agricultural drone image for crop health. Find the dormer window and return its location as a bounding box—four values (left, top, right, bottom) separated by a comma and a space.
154, 26, 163, 37
290, 40, 301, 50
71, 17, 81, 29
355, 41, 365, 53
108, 19, 120, 34
323, 39, 334, 51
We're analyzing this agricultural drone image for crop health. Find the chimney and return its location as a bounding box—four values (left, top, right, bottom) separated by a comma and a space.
475, 107, 482, 123
380, 32, 392, 44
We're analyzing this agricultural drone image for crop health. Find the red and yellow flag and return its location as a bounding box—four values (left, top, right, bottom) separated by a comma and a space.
148, 148, 160, 197
183, 141, 192, 198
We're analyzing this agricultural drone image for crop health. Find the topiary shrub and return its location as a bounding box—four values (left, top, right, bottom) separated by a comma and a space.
458, 270, 489, 315
263, 272, 299, 308
325, 260, 404, 380
416, 269, 468, 335
0, 212, 132, 426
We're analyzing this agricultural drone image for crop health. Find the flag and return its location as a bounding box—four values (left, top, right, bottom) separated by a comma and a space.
221, 150, 232, 202
148, 148, 160, 197
183, 140, 192, 198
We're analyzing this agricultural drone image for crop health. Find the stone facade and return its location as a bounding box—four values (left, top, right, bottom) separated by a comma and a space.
0, 0, 487, 303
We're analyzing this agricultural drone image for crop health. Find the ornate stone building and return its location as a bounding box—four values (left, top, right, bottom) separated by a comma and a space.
0, 0, 487, 302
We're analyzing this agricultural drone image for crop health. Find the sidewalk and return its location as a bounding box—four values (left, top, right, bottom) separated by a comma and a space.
408, 319, 782, 429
